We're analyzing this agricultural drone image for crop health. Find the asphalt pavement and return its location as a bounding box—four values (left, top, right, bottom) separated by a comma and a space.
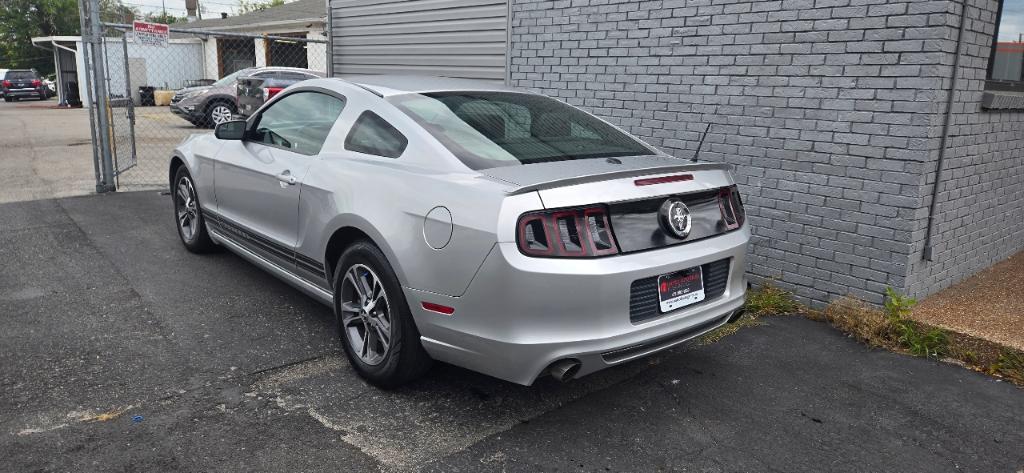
1, 192, 1022, 472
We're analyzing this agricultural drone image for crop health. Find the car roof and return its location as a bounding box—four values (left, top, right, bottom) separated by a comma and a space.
338, 75, 520, 97
252, 66, 322, 73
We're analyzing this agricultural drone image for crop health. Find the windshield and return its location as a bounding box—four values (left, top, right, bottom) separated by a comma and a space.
213, 68, 253, 87
389, 91, 654, 170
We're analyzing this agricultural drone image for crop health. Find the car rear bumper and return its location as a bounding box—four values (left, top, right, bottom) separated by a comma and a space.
405, 226, 750, 385
5, 88, 43, 97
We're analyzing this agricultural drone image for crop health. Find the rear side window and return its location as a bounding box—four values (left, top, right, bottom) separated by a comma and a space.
344, 111, 408, 159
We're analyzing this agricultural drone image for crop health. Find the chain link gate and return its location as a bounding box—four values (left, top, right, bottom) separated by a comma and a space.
78, 0, 328, 192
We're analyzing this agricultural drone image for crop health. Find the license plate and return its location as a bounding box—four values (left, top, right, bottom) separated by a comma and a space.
657, 266, 705, 313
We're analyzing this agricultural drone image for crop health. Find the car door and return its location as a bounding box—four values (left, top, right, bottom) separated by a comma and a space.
214, 90, 346, 270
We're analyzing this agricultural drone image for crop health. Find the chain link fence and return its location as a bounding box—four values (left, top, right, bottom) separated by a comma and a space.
79, 6, 327, 191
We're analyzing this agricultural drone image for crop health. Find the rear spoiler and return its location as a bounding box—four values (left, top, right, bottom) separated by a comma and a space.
501, 162, 733, 195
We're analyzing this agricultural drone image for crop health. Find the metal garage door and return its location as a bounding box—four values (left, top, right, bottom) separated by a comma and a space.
330, 0, 508, 82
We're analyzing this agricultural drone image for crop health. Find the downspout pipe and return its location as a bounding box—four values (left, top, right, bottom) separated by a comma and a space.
922, 0, 969, 261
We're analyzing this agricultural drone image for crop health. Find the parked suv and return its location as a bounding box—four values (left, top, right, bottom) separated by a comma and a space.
236, 69, 323, 117
2, 69, 50, 102
170, 67, 323, 127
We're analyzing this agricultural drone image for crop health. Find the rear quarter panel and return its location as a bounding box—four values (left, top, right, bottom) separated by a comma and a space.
298, 156, 519, 296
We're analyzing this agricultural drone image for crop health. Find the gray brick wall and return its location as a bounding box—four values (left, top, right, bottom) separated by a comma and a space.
906, 0, 1024, 298
509, 0, 1024, 306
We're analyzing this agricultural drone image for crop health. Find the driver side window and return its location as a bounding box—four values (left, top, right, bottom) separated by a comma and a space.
250, 91, 345, 155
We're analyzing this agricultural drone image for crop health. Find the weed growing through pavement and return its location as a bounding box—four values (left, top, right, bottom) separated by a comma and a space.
697, 283, 1023, 387
698, 282, 797, 345
883, 287, 949, 358
744, 282, 800, 317
989, 351, 1024, 385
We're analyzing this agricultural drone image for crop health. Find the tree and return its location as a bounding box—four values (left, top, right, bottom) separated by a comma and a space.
0, 0, 138, 74
0, 0, 81, 74
99, 0, 139, 23
144, 11, 186, 25
234, 0, 284, 15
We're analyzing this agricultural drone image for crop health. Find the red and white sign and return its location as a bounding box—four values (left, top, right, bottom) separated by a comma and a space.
133, 21, 169, 48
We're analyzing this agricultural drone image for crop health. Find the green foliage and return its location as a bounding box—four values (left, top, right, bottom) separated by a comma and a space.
883, 287, 916, 320
98, 0, 139, 23
883, 287, 948, 359
144, 11, 186, 25
0, 0, 81, 73
744, 282, 800, 317
893, 319, 949, 358
989, 351, 1024, 384
0, 0, 138, 74
235, 0, 285, 15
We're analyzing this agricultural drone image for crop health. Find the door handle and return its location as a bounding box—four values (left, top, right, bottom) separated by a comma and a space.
276, 171, 296, 185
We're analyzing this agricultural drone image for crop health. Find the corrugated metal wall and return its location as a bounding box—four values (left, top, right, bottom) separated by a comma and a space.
329, 0, 508, 82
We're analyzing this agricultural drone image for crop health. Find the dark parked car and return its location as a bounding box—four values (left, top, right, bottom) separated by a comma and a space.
2, 69, 50, 102
235, 69, 324, 117
170, 67, 322, 127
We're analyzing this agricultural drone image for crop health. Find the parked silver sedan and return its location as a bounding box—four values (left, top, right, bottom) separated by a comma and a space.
169, 76, 750, 387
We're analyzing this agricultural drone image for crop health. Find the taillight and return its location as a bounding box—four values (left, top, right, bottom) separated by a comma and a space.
719, 185, 746, 230
32, 80, 41, 87
265, 87, 284, 100
517, 206, 618, 258
2, 80, 10, 87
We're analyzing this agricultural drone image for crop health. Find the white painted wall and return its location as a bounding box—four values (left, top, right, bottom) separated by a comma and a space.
254, 38, 267, 67
202, 38, 219, 80
102, 37, 205, 96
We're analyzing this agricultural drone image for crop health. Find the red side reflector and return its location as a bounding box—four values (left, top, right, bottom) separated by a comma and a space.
421, 302, 455, 315
634, 174, 694, 186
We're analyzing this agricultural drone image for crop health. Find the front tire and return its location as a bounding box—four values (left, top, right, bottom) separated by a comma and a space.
334, 242, 432, 388
172, 166, 216, 253
204, 102, 234, 128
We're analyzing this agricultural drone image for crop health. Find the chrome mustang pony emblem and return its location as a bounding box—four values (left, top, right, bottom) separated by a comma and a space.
659, 198, 692, 239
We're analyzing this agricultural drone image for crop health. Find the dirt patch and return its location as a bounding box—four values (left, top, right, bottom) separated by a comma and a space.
912, 251, 1024, 351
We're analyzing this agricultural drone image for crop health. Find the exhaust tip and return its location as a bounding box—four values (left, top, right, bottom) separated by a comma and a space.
727, 308, 746, 324
549, 359, 581, 382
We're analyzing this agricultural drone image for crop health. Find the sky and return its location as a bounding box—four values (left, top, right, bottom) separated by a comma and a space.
122, 0, 240, 20
1000, 2, 1024, 42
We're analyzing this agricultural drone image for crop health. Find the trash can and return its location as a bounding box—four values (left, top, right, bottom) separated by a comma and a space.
65, 81, 82, 107
138, 86, 156, 106
154, 90, 174, 106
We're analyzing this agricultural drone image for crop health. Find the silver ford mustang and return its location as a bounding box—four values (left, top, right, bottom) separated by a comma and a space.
169, 76, 750, 388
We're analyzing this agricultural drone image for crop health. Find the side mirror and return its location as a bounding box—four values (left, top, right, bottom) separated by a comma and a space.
215, 119, 247, 140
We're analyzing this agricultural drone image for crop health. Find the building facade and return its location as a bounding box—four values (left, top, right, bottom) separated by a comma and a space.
329, 0, 1024, 306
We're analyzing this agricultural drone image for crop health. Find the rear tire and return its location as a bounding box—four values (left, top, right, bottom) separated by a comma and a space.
3, 97, 11, 103
333, 241, 432, 388
172, 166, 217, 253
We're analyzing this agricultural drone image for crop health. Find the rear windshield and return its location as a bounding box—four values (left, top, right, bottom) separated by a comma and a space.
389, 91, 654, 170
5, 71, 36, 80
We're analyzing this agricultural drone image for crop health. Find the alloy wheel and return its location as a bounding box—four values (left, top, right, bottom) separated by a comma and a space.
339, 264, 393, 366
211, 105, 232, 125
175, 176, 200, 242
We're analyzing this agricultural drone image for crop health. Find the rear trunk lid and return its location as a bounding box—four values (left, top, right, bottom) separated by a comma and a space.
484, 155, 740, 253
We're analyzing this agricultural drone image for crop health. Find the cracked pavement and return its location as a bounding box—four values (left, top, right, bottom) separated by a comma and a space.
2, 192, 1023, 472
